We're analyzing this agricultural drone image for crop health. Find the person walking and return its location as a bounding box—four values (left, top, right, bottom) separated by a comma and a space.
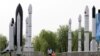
48, 48, 52, 56
52, 51, 56, 56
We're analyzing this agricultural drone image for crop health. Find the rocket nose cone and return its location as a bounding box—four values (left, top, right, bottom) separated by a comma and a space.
16, 4, 22, 12
92, 6, 95, 18
28, 4, 32, 14
84, 6, 89, 15
16, 3, 23, 19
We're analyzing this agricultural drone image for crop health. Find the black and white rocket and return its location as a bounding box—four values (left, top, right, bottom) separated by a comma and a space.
90, 6, 97, 52
15, 4, 23, 54
68, 18, 72, 52
84, 6, 89, 52
78, 15, 82, 52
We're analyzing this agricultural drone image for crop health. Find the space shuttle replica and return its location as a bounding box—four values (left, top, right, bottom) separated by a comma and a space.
1, 4, 33, 55
2, 4, 23, 54
1, 18, 15, 53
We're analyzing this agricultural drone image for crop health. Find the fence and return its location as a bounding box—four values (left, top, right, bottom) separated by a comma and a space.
1, 51, 100, 56
0, 51, 44, 56
56, 52, 100, 56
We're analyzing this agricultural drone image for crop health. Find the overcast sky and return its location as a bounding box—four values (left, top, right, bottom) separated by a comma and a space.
0, 0, 100, 40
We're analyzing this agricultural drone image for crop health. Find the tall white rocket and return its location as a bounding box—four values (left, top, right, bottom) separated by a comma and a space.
90, 6, 97, 52
68, 18, 72, 52
84, 6, 89, 52
78, 15, 82, 52
26, 4, 32, 47
28, 4, 32, 47
24, 4, 33, 52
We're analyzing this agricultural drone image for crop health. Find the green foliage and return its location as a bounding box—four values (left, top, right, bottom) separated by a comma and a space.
0, 34, 7, 51
34, 36, 41, 51
22, 36, 25, 46
81, 27, 84, 51
57, 25, 68, 52
32, 25, 92, 53
72, 30, 78, 51
33, 30, 57, 54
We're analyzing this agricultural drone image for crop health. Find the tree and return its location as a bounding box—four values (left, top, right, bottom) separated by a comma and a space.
33, 36, 41, 51
33, 25, 92, 53
0, 34, 7, 51
33, 30, 57, 54
57, 25, 68, 52
72, 30, 78, 51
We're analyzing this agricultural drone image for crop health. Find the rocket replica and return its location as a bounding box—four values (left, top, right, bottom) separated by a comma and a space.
2, 4, 23, 55
68, 18, 72, 52
78, 15, 82, 52
2, 18, 15, 53
24, 4, 33, 52
84, 6, 89, 52
90, 6, 97, 52
15, 4, 23, 54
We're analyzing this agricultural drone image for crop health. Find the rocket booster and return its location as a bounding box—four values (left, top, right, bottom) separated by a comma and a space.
68, 18, 72, 52
78, 15, 82, 51
92, 6, 96, 38
15, 4, 23, 54
90, 6, 97, 52
27, 4, 32, 42
84, 6, 89, 52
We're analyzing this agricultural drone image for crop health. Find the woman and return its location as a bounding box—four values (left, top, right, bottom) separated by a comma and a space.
52, 51, 56, 56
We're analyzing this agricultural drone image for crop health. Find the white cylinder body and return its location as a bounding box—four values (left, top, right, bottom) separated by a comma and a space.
78, 21, 81, 51
28, 14, 32, 47
16, 13, 21, 54
92, 18, 96, 38
26, 14, 32, 47
68, 24, 72, 52
84, 14, 89, 52
90, 17, 97, 52
9, 23, 14, 50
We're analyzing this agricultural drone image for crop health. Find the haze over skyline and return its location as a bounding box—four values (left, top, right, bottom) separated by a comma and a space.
0, 0, 100, 40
